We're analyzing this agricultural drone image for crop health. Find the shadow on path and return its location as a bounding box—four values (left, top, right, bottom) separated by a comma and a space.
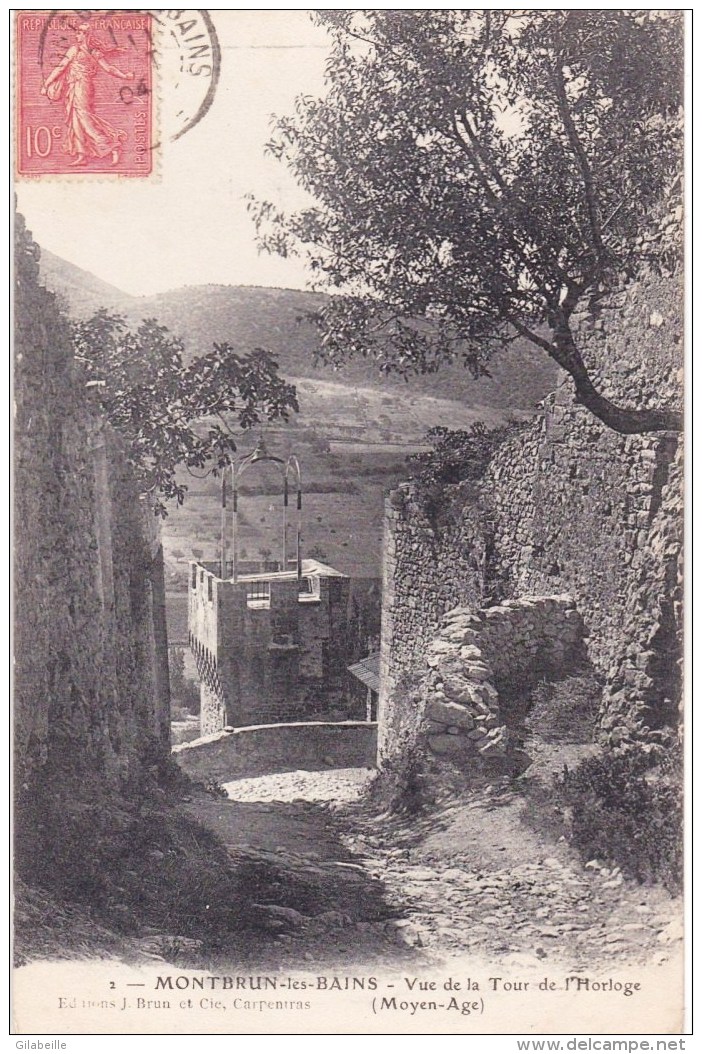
180, 790, 420, 971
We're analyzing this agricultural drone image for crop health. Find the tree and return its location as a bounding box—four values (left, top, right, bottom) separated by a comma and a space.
72, 311, 298, 516
408, 423, 520, 488
249, 11, 683, 434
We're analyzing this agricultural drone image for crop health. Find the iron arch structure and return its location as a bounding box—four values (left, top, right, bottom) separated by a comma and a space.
220, 440, 303, 584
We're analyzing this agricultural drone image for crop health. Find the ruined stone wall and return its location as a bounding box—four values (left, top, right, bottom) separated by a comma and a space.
14, 219, 170, 786
380, 596, 583, 765
378, 485, 487, 749
486, 272, 683, 744
379, 271, 683, 756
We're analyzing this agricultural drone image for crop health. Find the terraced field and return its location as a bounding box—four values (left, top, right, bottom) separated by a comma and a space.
161, 374, 533, 588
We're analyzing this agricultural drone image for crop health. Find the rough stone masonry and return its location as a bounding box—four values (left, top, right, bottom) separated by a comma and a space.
377, 269, 682, 763
380, 596, 584, 765
14, 216, 170, 788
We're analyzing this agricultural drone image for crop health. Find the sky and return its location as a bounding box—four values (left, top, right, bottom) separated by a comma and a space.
17, 11, 331, 295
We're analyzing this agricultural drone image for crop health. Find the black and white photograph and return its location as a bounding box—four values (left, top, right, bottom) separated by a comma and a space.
12, 8, 687, 1038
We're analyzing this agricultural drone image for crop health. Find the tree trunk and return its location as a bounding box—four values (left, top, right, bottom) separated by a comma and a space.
552, 320, 683, 435
569, 370, 683, 434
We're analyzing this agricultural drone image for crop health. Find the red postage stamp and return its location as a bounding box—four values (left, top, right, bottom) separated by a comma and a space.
15, 11, 154, 177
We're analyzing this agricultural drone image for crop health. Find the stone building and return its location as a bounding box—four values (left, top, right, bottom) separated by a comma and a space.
188, 442, 351, 734
189, 557, 351, 734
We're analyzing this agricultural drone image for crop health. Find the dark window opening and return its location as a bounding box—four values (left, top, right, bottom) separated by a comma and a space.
247, 580, 271, 602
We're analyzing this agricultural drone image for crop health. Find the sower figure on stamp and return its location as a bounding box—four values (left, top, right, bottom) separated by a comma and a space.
41, 22, 134, 167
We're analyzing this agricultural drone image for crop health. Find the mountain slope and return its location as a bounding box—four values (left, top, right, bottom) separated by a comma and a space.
37, 250, 558, 411
38, 249, 135, 318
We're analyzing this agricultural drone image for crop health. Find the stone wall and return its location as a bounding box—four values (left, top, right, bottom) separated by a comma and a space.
486, 405, 681, 746
378, 271, 683, 757
380, 596, 584, 765
378, 484, 487, 749
486, 273, 683, 744
14, 217, 170, 788
174, 720, 377, 783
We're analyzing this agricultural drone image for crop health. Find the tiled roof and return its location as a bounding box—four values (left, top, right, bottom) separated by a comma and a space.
347, 652, 380, 692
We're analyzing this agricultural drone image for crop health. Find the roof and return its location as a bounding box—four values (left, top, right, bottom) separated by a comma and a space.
194, 557, 348, 584
348, 652, 380, 693
235, 558, 347, 583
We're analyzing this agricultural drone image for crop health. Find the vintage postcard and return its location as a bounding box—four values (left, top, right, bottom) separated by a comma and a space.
13, 9, 686, 1040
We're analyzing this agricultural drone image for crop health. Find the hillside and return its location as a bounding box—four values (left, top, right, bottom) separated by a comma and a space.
37, 251, 558, 411
36, 249, 558, 581
38, 249, 135, 318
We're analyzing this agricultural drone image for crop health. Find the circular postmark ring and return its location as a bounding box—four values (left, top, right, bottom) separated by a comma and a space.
150, 9, 221, 147
160, 10, 221, 143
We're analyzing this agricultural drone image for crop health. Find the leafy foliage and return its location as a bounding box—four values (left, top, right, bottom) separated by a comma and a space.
250, 11, 683, 433
72, 311, 298, 516
555, 746, 683, 892
408, 422, 521, 488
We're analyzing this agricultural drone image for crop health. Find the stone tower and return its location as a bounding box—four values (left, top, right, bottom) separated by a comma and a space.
188, 444, 350, 734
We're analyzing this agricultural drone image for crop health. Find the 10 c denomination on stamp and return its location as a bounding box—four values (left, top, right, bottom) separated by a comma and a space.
16, 11, 154, 178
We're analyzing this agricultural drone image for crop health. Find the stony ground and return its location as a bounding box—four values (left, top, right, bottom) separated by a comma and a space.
222, 767, 376, 803
15, 751, 683, 993
183, 747, 682, 974
335, 783, 682, 970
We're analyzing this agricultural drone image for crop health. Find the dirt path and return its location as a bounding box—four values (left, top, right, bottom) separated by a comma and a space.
184, 796, 353, 860
180, 787, 422, 971
179, 759, 682, 975
338, 783, 682, 970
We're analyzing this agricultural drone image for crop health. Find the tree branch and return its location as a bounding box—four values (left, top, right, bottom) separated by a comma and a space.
458, 112, 508, 196
449, 114, 500, 204
512, 312, 682, 434
601, 200, 625, 231
550, 61, 606, 266
450, 114, 574, 293
343, 28, 392, 51
508, 317, 560, 357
